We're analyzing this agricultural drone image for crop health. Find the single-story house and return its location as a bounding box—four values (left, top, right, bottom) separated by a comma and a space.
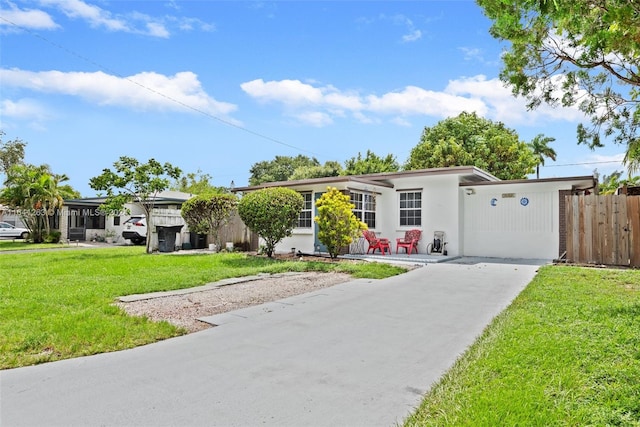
233, 166, 597, 260
61, 190, 193, 247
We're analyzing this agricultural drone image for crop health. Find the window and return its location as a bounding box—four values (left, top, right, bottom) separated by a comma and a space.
113, 216, 121, 226
399, 191, 422, 226
297, 192, 313, 228
351, 191, 376, 228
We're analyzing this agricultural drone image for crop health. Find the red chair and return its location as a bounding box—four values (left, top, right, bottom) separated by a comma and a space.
362, 230, 391, 255
396, 229, 422, 255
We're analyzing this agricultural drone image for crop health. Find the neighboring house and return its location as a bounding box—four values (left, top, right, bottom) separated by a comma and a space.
233, 166, 597, 260
62, 191, 193, 248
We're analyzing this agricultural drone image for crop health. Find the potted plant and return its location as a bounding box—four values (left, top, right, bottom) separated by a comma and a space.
104, 229, 117, 244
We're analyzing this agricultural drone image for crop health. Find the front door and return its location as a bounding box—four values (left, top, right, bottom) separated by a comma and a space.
67, 208, 87, 241
313, 192, 327, 253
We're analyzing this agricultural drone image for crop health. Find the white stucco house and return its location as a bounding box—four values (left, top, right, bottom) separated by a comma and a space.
233, 166, 597, 260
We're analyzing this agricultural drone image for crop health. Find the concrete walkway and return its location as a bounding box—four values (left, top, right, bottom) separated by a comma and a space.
0, 258, 545, 427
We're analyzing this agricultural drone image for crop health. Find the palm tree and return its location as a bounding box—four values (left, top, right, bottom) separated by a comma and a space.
0, 164, 76, 242
528, 134, 557, 179
623, 138, 640, 176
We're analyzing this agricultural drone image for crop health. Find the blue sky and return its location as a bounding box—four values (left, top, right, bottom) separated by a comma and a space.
0, 0, 627, 196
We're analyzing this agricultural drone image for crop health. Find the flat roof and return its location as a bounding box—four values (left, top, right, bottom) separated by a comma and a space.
232, 166, 499, 192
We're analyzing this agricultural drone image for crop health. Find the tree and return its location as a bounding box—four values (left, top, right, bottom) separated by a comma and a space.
404, 112, 536, 180
289, 161, 343, 180
314, 187, 367, 259
237, 187, 304, 257
477, 0, 640, 157
170, 169, 227, 195
598, 170, 640, 194
0, 131, 26, 176
89, 156, 182, 254
624, 139, 640, 176
248, 155, 320, 185
181, 194, 238, 249
343, 150, 399, 176
528, 134, 557, 179
0, 164, 77, 242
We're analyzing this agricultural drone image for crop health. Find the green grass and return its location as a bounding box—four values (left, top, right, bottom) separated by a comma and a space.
0, 247, 406, 369
0, 240, 69, 251
405, 265, 640, 426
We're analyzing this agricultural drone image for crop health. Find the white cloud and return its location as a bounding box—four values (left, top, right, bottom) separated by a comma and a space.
402, 29, 422, 43
0, 3, 58, 30
40, 0, 130, 32
241, 75, 589, 128
1, 68, 238, 117
293, 111, 333, 127
29, 0, 214, 38
0, 98, 49, 120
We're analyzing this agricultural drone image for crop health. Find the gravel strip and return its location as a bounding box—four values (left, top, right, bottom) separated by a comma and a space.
115, 272, 353, 333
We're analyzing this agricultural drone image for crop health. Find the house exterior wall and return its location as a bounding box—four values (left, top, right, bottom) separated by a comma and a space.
272, 175, 464, 256
461, 181, 568, 259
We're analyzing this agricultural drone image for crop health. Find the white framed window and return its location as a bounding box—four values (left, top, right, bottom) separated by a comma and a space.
351, 191, 376, 228
399, 190, 422, 226
297, 192, 313, 228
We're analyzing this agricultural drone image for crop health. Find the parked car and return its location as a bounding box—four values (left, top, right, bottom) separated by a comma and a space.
122, 217, 147, 245
0, 222, 30, 239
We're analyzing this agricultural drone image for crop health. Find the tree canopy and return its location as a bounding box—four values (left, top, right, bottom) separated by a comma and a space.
528, 134, 557, 179
0, 164, 78, 242
404, 112, 536, 180
89, 156, 182, 253
249, 155, 320, 185
171, 169, 226, 195
477, 0, 640, 160
343, 150, 399, 176
0, 131, 26, 176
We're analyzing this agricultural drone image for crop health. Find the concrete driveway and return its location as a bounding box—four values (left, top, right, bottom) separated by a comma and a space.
0, 258, 544, 427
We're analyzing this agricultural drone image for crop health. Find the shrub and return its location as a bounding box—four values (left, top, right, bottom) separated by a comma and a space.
315, 187, 367, 258
44, 230, 62, 243
238, 187, 304, 257
181, 193, 238, 248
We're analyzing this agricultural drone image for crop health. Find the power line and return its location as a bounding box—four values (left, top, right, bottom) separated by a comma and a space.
0, 15, 320, 157
545, 160, 624, 167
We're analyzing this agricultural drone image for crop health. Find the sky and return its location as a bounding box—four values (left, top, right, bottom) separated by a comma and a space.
0, 0, 629, 197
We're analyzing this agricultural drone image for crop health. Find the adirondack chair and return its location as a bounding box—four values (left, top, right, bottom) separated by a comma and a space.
362, 230, 391, 255
396, 229, 422, 255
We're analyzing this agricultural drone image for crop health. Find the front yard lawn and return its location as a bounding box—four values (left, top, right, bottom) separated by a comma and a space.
405, 265, 640, 426
0, 247, 406, 369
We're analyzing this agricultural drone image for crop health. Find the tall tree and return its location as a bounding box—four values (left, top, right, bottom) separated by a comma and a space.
289, 161, 343, 180
171, 169, 226, 195
0, 131, 26, 176
405, 112, 536, 180
248, 155, 320, 185
528, 134, 557, 179
0, 164, 77, 242
477, 0, 640, 164
89, 157, 182, 254
343, 150, 399, 176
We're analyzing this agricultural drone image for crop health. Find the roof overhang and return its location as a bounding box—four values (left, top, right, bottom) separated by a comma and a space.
459, 175, 598, 192
232, 166, 499, 193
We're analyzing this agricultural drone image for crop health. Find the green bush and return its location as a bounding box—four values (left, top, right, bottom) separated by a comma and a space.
238, 187, 304, 257
181, 193, 238, 248
315, 187, 367, 258
44, 230, 61, 243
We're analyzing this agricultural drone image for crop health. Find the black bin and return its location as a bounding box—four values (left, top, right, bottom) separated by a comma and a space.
156, 225, 183, 253
190, 232, 207, 249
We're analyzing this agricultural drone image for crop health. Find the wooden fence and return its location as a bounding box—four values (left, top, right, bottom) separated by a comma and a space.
565, 195, 640, 267
152, 208, 258, 251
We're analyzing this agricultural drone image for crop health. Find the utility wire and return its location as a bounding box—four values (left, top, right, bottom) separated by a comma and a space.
0, 15, 321, 157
